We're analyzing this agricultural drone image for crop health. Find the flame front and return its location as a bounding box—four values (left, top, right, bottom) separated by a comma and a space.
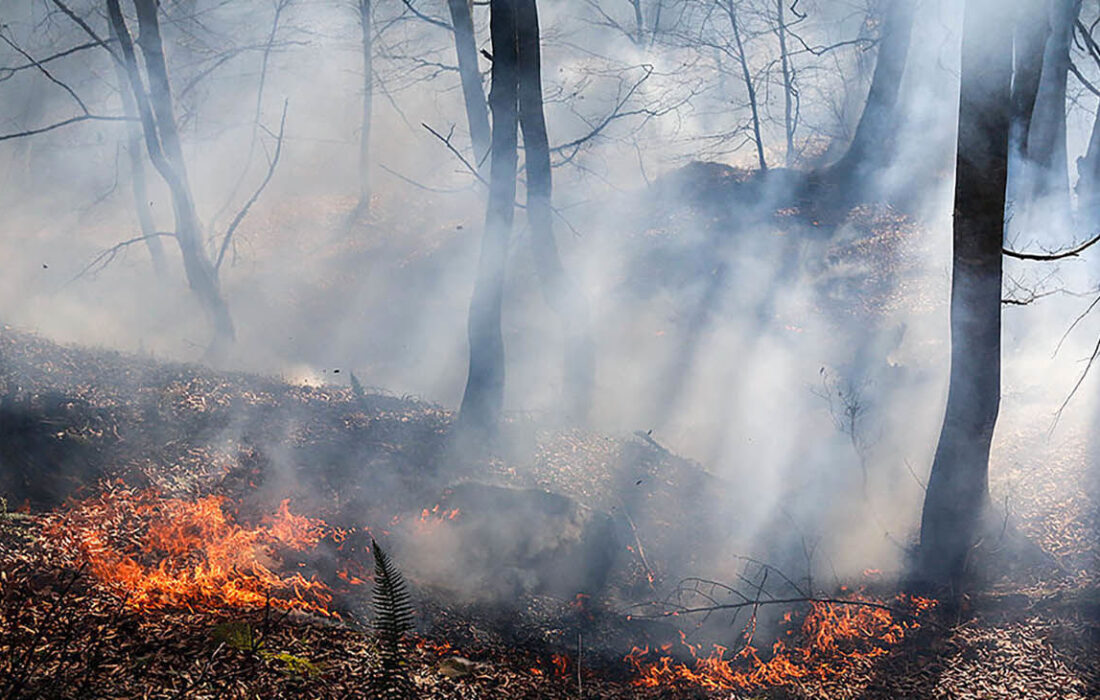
45, 487, 344, 617
626, 595, 936, 691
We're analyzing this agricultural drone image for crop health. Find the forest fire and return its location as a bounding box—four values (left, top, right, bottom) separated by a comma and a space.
42, 485, 349, 617
626, 595, 937, 692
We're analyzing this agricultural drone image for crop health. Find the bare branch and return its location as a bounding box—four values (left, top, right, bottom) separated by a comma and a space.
0, 114, 133, 142
1004, 232, 1100, 260
71, 232, 177, 281
216, 99, 289, 271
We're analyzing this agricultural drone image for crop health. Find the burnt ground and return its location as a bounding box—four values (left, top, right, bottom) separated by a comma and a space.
0, 324, 1098, 699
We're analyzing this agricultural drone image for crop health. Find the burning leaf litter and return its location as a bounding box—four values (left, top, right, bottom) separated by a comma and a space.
41, 485, 350, 617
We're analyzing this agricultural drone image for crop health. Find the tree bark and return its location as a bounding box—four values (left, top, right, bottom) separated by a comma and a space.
358, 0, 373, 209
1026, 0, 1082, 204
825, 0, 914, 184
109, 0, 235, 360
447, 0, 491, 166
918, 0, 1012, 587
458, 0, 520, 434
515, 0, 595, 422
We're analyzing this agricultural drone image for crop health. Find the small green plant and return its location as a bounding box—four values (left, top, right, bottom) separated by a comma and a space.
211, 621, 320, 678
371, 539, 414, 699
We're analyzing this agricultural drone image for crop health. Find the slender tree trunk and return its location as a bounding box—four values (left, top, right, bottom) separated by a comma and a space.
447, 0, 491, 166
918, 0, 1012, 588
630, 0, 644, 44
726, 0, 766, 172
110, 0, 235, 359
458, 0, 520, 434
776, 0, 795, 167
1008, 0, 1050, 212
1026, 0, 1082, 205
515, 0, 595, 422
825, 0, 914, 184
1011, 0, 1049, 156
109, 22, 167, 275
1075, 107, 1100, 226
358, 0, 373, 209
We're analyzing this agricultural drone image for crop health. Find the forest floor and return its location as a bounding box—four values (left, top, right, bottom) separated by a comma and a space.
0, 325, 1098, 699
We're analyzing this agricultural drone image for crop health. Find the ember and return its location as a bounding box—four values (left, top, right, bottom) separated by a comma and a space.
625, 595, 936, 691
43, 486, 348, 617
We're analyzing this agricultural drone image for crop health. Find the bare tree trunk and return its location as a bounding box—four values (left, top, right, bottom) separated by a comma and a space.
109, 0, 235, 360
825, 0, 913, 184
515, 0, 595, 422
1026, 0, 1082, 206
358, 0, 373, 209
458, 0, 520, 434
1011, 0, 1049, 155
447, 0, 491, 166
776, 0, 795, 167
725, 0, 766, 172
918, 0, 1012, 588
1075, 106, 1100, 226
1008, 0, 1050, 211
109, 22, 167, 275
630, 0, 644, 44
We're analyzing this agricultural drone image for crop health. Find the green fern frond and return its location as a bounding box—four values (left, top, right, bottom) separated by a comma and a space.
371, 539, 414, 699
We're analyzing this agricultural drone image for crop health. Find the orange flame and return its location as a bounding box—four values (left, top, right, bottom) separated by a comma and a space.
44, 487, 348, 617
626, 595, 935, 691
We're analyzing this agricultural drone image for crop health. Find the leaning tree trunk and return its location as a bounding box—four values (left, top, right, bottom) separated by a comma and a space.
515, 0, 595, 422
110, 0, 235, 360
458, 0, 520, 435
918, 0, 1012, 588
725, 0, 766, 172
824, 0, 914, 186
447, 0, 491, 167
358, 0, 373, 209
110, 22, 167, 275
1026, 0, 1082, 205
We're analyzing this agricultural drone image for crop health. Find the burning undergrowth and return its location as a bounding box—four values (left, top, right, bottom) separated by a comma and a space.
40, 485, 357, 618
626, 593, 937, 693
1, 327, 1097, 698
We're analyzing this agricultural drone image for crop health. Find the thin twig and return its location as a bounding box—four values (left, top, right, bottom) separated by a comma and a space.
215, 99, 288, 271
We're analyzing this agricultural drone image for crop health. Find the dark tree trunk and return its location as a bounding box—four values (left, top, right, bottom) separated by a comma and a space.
109, 0, 235, 360
447, 0, 491, 166
359, 0, 373, 208
825, 0, 914, 185
515, 0, 595, 422
1026, 0, 1082, 204
458, 0, 520, 434
918, 0, 1012, 588
109, 23, 167, 275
